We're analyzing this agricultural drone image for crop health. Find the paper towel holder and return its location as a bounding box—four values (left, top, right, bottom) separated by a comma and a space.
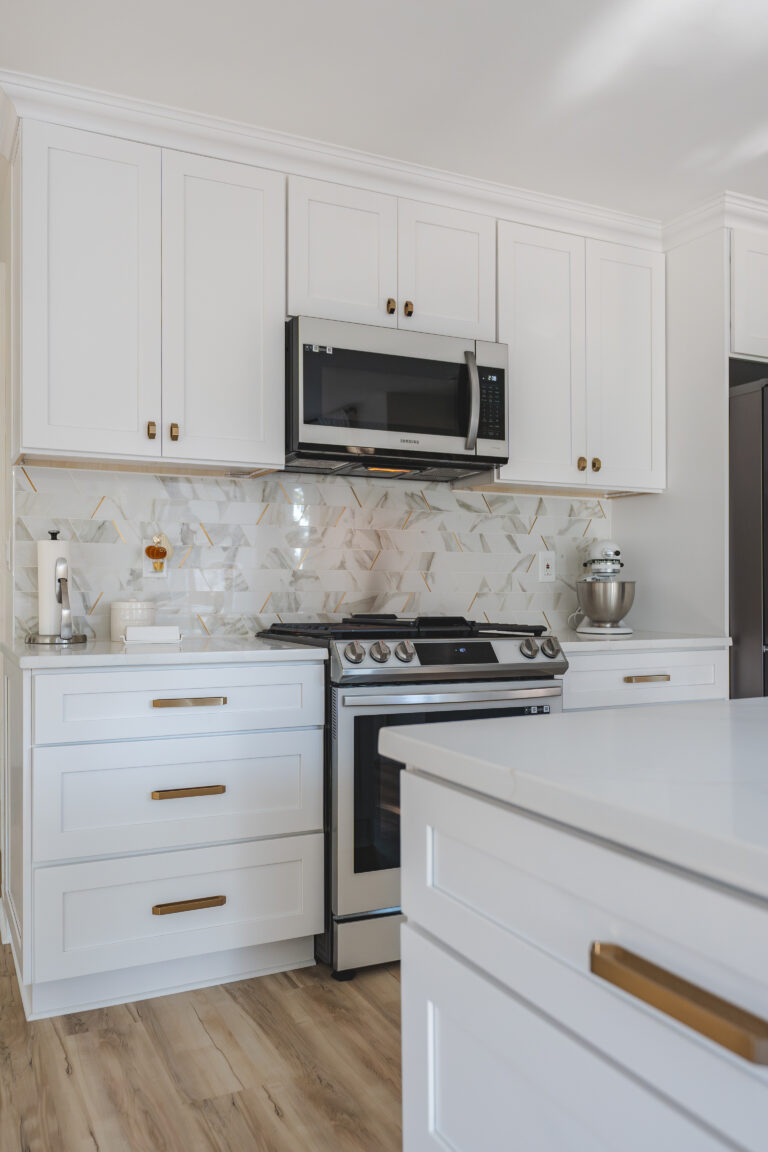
26, 535, 87, 645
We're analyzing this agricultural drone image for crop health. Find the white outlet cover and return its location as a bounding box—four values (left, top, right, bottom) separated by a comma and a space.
538, 552, 556, 582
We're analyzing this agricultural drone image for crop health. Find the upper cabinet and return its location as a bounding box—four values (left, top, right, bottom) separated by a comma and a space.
288, 177, 496, 339
498, 223, 665, 492
20, 121, 162, 459
15, 123, 285, 469
731, 229, 768, 358
161, 151, 285, 467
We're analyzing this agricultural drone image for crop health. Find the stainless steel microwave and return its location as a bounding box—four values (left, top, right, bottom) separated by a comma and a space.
285, 317, 508, 481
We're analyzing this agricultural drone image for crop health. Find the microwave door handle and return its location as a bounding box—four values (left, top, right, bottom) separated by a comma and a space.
465, 350, 480, 451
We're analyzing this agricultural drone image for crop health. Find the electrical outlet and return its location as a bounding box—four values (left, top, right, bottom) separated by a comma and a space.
538, 551, 556, 582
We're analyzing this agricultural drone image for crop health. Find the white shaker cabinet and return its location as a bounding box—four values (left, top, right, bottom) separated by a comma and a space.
288, 177, 398, 327
497, 226, 665, 492
19, 121, 162, 459
288, 176, 495, 339
731, 228, 768, 358
161, 151, 285, 466
497, 222, 586, 486
586, 240, 666, 491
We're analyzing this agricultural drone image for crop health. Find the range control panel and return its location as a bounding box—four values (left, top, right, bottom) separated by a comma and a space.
331, 634, 567, 682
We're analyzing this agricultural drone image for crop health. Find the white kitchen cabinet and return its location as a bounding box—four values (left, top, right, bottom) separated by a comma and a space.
288, 176, 495, 338
497, 225, 665, 492
497, 222, 587, 485
288, 177, 398, 327
397, 198, 496, 339
19, 121, 162, 459
2, 651, 326, 1018
402, 925, 727, 1152
731, 228, 768, 358
162, 151, 285, 467
560, 644, 730, 710
586, 240, 666, 490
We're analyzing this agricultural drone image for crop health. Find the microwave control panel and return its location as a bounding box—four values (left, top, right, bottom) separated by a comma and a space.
477, 370, 506, 441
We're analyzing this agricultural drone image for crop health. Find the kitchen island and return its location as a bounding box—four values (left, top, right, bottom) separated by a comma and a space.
381, 700, 768, 1152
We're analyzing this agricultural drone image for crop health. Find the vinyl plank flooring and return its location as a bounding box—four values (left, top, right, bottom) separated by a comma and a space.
0, 944, 402, 1152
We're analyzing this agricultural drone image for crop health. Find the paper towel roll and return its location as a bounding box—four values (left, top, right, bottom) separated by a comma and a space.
37, 536, 70, 637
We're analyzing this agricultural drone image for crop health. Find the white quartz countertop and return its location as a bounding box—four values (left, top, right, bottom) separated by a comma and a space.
380, 698, 768, 900
555, 628, 731, 653
1, 636, 327, 669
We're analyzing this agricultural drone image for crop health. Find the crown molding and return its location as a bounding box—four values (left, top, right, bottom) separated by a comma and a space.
663, 191, 768, 250
0, 69, 664, 248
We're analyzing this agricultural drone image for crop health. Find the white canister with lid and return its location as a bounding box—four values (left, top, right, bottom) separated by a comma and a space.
110, 600, 156, 642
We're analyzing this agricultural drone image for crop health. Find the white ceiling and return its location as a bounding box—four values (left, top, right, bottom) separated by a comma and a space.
3, 0, 768, 220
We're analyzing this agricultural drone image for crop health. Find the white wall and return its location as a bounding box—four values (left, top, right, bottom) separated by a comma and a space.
614, 228, 729, 635
0, 153, 11, 648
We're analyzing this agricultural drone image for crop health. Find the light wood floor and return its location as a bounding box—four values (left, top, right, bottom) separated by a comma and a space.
0, 944, 402, 1152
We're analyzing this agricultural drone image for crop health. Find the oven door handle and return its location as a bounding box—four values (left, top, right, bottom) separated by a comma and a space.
341, 686, 561, 708
465, 349, 480, 452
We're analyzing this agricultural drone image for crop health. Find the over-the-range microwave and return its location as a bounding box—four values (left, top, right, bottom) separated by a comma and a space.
285, 317, 509, 481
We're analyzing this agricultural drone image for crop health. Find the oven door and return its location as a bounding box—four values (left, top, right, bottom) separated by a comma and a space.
331, 681, 561, 918
295, 317, 507, 462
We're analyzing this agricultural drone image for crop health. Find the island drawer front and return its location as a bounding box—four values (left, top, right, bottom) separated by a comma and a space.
33, 834, 324, 982
32, 664, 324, 744
562, 648, 729, 710
402, 925, 728, 1152
32, 729, 323, 862
403, 773, 768, 1150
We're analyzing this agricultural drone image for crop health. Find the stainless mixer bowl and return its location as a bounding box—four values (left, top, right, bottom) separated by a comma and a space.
576, 579, 635, 626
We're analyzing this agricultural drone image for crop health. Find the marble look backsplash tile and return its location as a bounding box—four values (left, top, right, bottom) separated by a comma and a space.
13, 468, 612, 640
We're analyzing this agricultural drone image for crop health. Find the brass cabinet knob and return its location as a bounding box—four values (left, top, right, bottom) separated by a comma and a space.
147, 421, 157, 440
592, 457, 602, 473
170, 423, 180, 442
404, 300, 414, 317
577, 456, 587, 472
386, 297, 396, 315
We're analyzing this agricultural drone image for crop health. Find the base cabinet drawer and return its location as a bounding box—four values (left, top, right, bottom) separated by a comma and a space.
33, 834, 323, 982
562, 648, 729, 710
32, 663, 324, 744
402, 925, 726, 1152
32, 729, 323, 861
403, 773, 768, 1151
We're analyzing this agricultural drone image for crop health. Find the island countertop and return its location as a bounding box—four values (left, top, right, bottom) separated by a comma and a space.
380, 697, 768, 901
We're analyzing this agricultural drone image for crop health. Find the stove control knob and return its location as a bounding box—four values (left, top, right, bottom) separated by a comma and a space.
519, 637, 540, 660
395, 640, 416, 663
344, 640, 366, 664
541, 636, 560, 659
370, 640, 392, 664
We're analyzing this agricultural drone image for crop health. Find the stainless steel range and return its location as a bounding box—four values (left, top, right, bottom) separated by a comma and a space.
260, 616, 568, 978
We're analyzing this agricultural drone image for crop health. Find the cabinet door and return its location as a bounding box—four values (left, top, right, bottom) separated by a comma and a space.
731, 229, 768, 358
162, 151, 285, 467
397, 199, 496, 339
496, 222, 586, 485
586, 241, 666, 490
288, 176, 398, 327
21, 121, 161, 458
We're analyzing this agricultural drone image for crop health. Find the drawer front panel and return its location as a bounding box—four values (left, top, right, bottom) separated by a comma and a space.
403, 773, 768, 1150
402, 926, 726, 1152
32, 664, 324, 744
33, 834, 323, 981
562, 648, 729, 710
33, 730, 323, 861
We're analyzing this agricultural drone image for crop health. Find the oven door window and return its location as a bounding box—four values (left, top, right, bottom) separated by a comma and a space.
303, 346, 469, 438
353, 705, 538, 874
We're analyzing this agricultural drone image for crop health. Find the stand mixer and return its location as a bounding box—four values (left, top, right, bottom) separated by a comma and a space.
575, 541, 635, 635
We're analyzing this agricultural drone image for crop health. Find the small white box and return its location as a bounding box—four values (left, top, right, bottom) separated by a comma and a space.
123, 625, 181, 644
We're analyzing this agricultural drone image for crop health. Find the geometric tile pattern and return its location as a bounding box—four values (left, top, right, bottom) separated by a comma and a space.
14, 467, 613, 640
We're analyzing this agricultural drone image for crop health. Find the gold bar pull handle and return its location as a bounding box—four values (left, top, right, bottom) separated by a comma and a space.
152, 895, 226, 916
152, 696, 228, 709
623, 674, 671, 684
590, 943, 768, 1065
151, 784, 226, 801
